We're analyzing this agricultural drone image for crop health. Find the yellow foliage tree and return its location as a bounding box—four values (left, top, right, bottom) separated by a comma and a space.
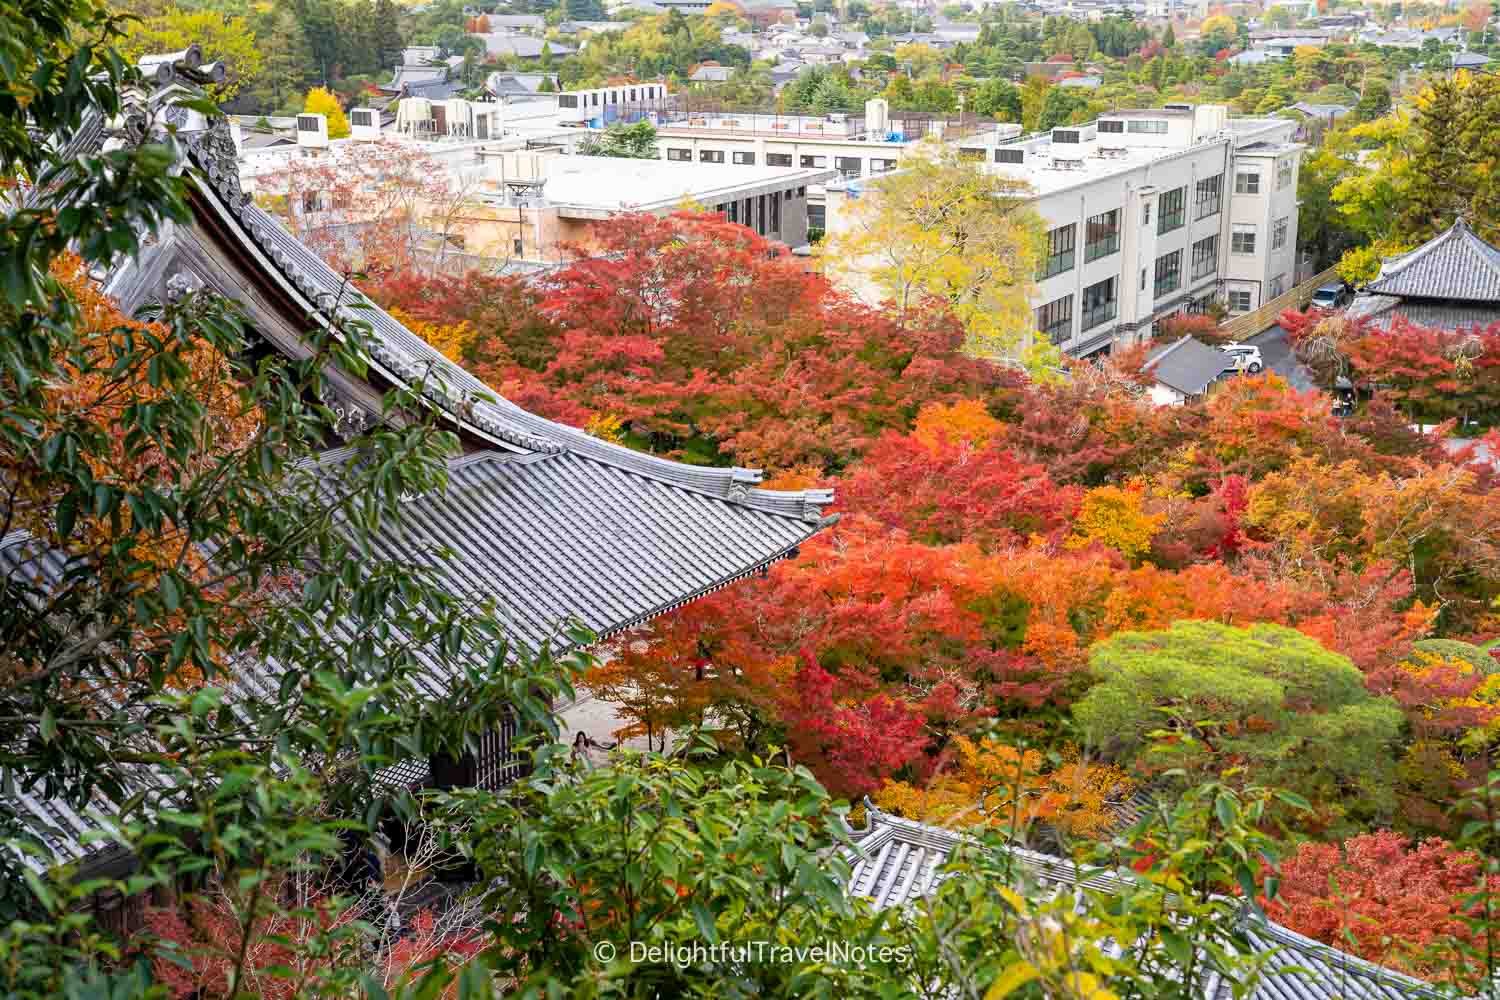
822, 139, 1046, 369
875, 736, 1133, 840
303, 87, 350, 140
913, 399, 1003, 452
1066, 484, 1164, 562
117, 9, 265, 101
387, 307, 474, 365
1336, 237, 1413, 286
6, 256, 262, 684
1199, 13, 1237, 37
583, 412, 626, 444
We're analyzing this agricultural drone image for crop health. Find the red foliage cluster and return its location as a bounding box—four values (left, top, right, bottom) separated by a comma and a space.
358, 212, 1499, 842
1283, 309, 1500, 425
1263, 832, 1498, 984
144, 898, 481, 1000
371, 213, 1005, 472
143, 895, 356, 999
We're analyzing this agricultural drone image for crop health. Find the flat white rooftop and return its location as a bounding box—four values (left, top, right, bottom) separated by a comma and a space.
967, 115, 1294, 196
523, 156, 834, 213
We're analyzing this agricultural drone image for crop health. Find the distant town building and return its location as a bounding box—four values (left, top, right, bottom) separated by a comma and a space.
826, 103, 1304, 359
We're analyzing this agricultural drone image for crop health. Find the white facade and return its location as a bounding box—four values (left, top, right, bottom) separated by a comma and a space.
647, 100, 1021, 229
825, 103, 1302, 359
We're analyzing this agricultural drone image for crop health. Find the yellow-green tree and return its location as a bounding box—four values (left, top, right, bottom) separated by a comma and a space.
1331, 71, 1500, 264
303, 86, 350, 139
823, 140, 1047, 369
116, 8, 264, 101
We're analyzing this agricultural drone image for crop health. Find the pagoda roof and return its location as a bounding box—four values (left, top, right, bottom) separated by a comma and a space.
3, 48, 836, 878
1363, 217, 1500, 303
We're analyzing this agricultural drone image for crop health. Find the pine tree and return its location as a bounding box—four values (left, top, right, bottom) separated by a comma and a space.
256, 6, 314, 109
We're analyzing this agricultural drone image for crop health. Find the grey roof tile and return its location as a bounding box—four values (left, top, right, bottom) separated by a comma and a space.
1364, 217, 1500, 302
1146, 335, 1229, 396
845, 806, 1444, 1000
5, 55, 838, 877
1347, 292, 1500, 333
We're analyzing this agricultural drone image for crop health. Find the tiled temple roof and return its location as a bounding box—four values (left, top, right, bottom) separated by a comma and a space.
844, 805, 1443, 1000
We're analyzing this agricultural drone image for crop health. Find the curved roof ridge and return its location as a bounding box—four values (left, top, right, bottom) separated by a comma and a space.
1365, 217, 1500, 302
179, 119, 832, 523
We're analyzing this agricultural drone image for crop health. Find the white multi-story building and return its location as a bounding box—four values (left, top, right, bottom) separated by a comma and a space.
827, 103, 1302, 358
570, 97, 1022, 231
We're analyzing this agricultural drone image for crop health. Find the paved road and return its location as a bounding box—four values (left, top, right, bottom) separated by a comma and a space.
1244, 323, 1317, 392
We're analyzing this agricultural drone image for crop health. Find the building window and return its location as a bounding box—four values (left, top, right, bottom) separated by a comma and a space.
1191, 235, 1219, 279
1127, 118, 1169, 134
513, 238, 524, 256
1195, 173, 1222, 219
1157, 186, 1185, 234
800, 155, 826, 168
1142, 200, 1152, 226
872, 158, 898, 172
1269, 273, 1286, 297
1277, 158, 1294, 189
700, 149, 725, 163
1231, 224, 1256, 255
1235, 170, 1261, 195
733, 150, 756, 165
1084, 209, 1120, 262
1041, 223, 1076, 279
1053, 129, 1080, 143
1154, 250, 1182, 297
767, 152, 792, 166
1035, 294, 1074, 344
995, 148, 1024, 163
1228, 289, 1253, 312
1082, 277, 1118, 331
835, 156, 862, 179
770, 189, 780, 232
667, 147, 691, 161
1272, 216, 1288, 250
1098, 119, 1124, 134
796, 186, 805, 197
560, 94, 579, 108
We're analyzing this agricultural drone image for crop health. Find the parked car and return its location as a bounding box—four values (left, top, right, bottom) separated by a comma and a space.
1220, 342, 1265, 374
1309, 283, 1347, 310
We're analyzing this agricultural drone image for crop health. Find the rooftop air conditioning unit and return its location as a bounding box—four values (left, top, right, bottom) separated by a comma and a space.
296, 113, 329, 149
350, 108, 381, 140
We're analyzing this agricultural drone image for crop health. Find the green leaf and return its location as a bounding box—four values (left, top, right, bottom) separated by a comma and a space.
691, 899, 719, 945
